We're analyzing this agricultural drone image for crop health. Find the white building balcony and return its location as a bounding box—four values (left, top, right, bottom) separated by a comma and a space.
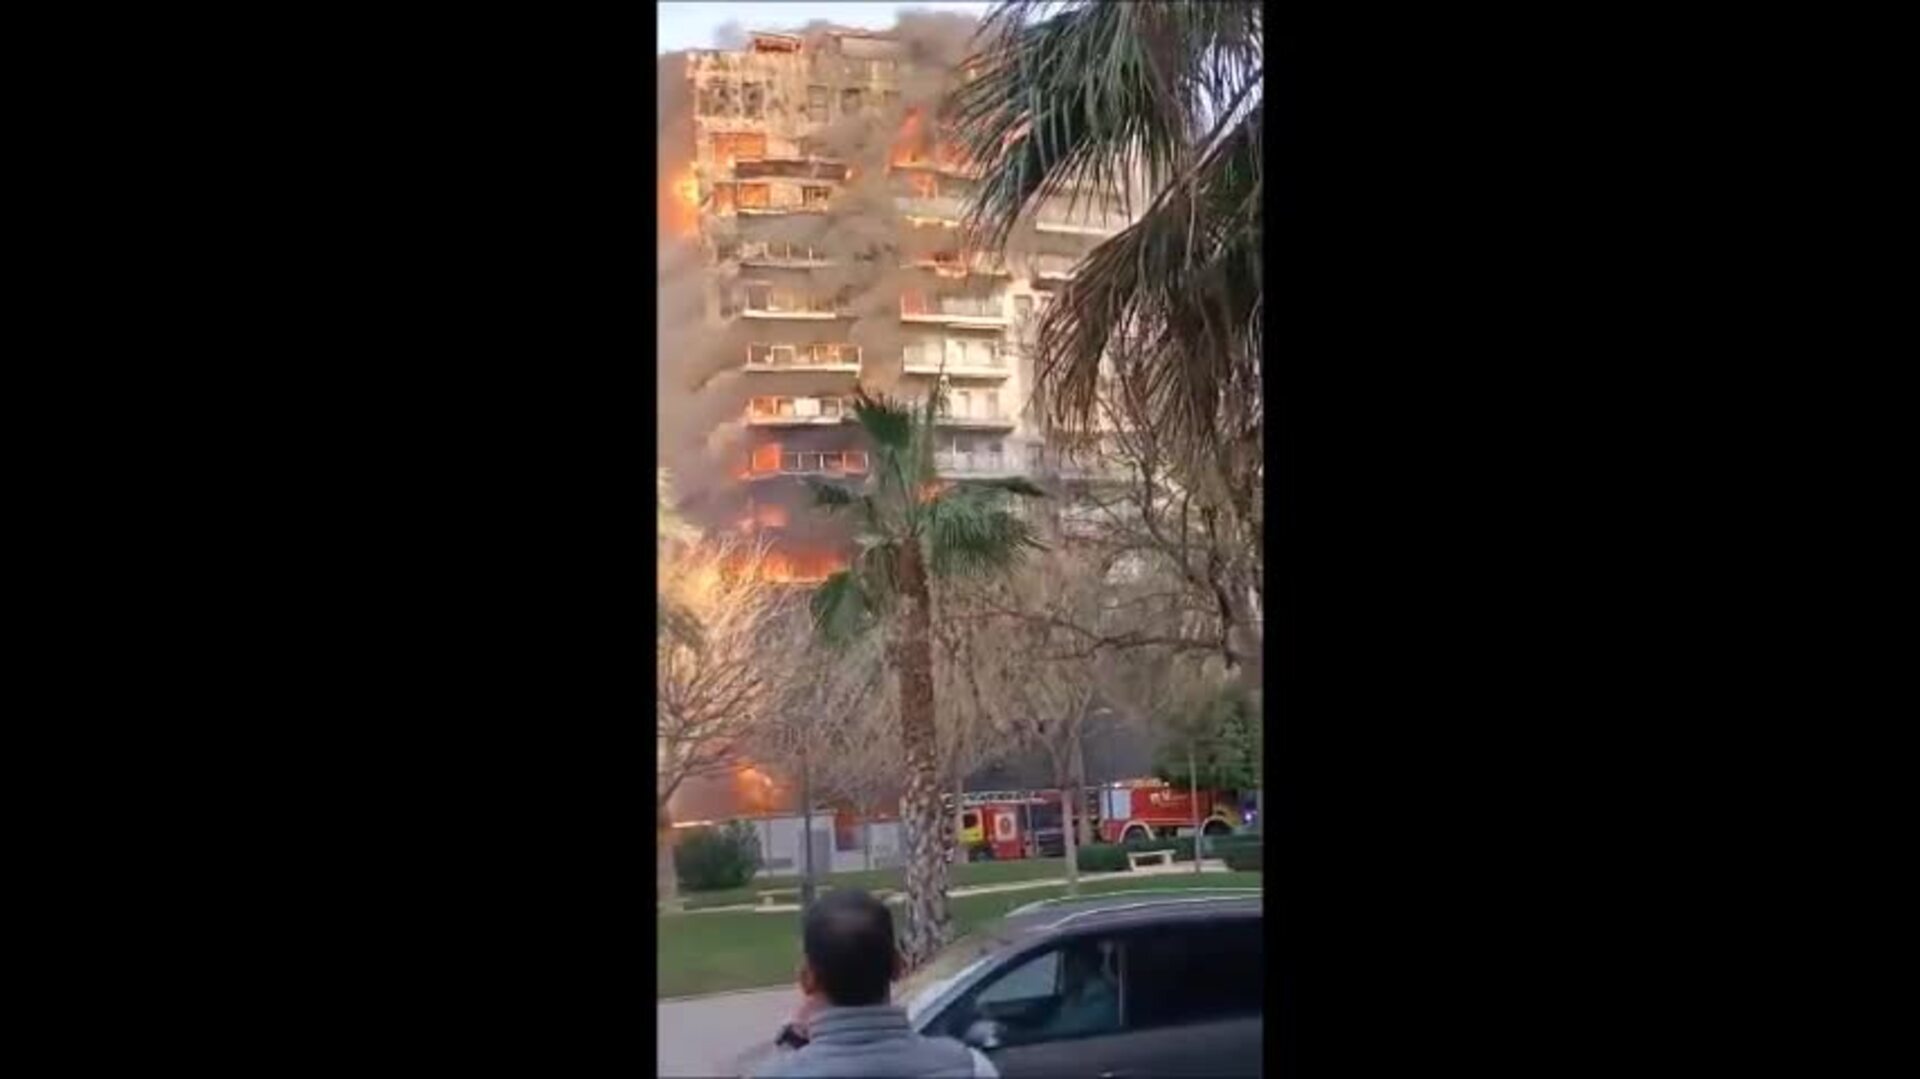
934, 451, 1022, 477
902, 359, 1011, 379
899, 297, 1008, 328
746, 345, 862, 373
746, 397, 855, 425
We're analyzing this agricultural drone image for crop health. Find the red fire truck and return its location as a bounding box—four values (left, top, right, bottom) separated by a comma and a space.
944, 779, 1250, 861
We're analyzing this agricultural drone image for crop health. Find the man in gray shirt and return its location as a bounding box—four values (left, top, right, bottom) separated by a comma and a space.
752, 890, 996, 1078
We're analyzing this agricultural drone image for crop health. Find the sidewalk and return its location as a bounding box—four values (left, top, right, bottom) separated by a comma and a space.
674, 859, 1237, 915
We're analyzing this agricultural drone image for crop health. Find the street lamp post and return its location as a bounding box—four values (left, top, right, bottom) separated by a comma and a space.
1188, 741, 1204, 874
799, 739, 816, 913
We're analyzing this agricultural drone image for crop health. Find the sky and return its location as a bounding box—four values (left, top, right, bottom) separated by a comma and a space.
656, 1, 995, 53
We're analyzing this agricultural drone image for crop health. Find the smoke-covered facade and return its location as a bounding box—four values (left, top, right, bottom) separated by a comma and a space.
659, 19, 1132, 579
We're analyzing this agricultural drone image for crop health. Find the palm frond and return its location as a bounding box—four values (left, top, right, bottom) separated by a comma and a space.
1037, 100, 1263, 466
947, 1, 1263, 468
810, 570, 875, 644
952, 475, 1049, 499
947, 1, 1261, 251
850, 387, 914, 453
807, 478, 863, 511
926, 485, 1047, 578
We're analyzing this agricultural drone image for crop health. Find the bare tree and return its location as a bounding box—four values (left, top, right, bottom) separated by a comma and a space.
656, 540, 802, 910
944, 551, 1108, 893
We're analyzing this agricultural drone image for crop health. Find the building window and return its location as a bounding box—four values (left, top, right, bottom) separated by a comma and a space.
768, 345, 796, 365
808, 86, 830, 123
737, 184, 770, 209
745, 284, 771, 311
747, 343, 771, 365
801, 185, 830, 209
712, 133, 767, 166
712, 183, 735, 214
741, 81, 765, 119
840, 88, 865, 116
752, 444, 781, 473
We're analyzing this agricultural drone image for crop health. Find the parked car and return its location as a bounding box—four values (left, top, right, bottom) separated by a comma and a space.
740, 891, 1263, 1077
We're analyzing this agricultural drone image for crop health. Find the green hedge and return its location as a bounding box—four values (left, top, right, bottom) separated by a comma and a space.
1076, 843, 1132, 873
1120, 831, 1260, 862
675, 821, 763, 892
1223, 846, 1263, 872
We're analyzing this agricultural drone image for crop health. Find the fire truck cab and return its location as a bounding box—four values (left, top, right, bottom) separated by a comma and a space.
946, 791, 1063, 861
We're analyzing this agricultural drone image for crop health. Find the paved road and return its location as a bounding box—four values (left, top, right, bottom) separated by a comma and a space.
657, 985, 797, 1078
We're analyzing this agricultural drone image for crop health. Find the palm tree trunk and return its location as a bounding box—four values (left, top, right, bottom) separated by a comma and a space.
893, 540, 950, 968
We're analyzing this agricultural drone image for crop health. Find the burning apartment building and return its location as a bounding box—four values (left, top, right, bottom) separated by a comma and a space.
660, 20, 1136, 580
657, 19, 1145, 833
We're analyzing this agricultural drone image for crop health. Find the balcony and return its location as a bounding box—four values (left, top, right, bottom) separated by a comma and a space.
903, 254, 1012, 279
894, 195, 968, 222
733, 158, 850, 182
934, 451, 1022, 477
741, 289, 849, 321
746, 397, 855, 426
738, 241, 833, 269
905, 397, 1016, 429
901, 347, 1010, 379
745, 345, 862, 374
745, 450, 870, 481
899, 296, 1008, 328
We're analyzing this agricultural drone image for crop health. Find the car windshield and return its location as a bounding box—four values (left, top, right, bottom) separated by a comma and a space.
899, 936, 1000, 1023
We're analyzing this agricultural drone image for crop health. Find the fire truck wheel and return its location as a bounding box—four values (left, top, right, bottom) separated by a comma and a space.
1121, 824, 1151, 844
1202, 818, 1233, 836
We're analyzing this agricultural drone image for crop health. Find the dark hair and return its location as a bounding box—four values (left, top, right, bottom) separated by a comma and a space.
802, 890, 896, 1006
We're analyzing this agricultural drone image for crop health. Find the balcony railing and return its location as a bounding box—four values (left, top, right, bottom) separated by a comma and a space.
901, 349, 1010, 377
746, 397, 855, 425
899, 296, 1008, 326
746, 345, 862, 372
904, 397, 1015, 428
934, 451, 1020, 475
747, 451, 870, 479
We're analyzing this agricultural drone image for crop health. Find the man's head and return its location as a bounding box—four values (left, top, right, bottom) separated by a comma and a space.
798, 889, 903, 1007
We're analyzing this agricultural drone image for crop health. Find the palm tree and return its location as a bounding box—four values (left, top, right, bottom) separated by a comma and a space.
944, 0, 1263, 477
808, 387, 1045, 966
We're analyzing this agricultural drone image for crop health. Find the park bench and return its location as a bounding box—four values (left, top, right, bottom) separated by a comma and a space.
1127, 849, 1175, 870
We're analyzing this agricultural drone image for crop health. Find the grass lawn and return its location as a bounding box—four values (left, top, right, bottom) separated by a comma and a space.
677, 858, 1075, 911
657, 871, 1262, 999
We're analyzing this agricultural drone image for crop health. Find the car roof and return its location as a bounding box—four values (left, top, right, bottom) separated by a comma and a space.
990, 890, 1262, 943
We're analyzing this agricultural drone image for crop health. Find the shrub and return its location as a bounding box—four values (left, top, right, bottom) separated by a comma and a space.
1076, 843, 1131, 873
675, 820, 762, 892
1122, 836, 1194, 861
1120, 830, 1256, 861
1223, 846, 1263, 872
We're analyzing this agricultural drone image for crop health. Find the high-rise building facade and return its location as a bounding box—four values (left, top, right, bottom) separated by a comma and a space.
672, 26, 1133, 579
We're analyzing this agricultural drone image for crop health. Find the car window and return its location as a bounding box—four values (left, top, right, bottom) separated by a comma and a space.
939, 936, 1122, 1047
975, 950, 1058, 1007
1122, 918, 1263, 1030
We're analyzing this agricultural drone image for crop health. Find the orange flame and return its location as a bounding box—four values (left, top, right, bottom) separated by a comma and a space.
891, 108, 933, 168
723, 548, 850, 584
665, 164, 700, 238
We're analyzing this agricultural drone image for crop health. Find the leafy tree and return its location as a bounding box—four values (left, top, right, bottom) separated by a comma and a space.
1152, 682, 1259, 792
